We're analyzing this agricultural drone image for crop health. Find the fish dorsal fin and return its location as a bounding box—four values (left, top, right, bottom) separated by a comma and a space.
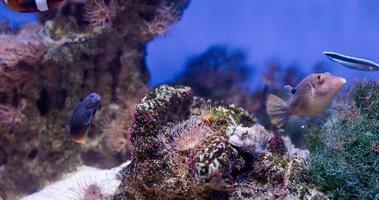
284, 85, 296, 95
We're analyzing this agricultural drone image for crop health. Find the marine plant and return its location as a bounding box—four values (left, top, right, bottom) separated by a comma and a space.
306, 81, 379, 199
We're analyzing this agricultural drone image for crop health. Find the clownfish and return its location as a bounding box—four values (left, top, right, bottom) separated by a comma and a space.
1, 0, 64, 13
266, 72, 346, 128
68, 92, 102, 144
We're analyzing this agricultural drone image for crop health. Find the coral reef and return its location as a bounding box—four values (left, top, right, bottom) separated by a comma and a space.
306, 81, 379, 199
0, 0, 190, 197
114, 85, 325, 199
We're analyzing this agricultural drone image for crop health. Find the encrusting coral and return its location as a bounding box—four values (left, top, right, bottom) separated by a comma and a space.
114, 85, 326, 200
0, 0, 190, 197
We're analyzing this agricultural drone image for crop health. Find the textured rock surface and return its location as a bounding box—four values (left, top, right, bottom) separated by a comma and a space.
114, 85, 325, 200
0, 0, 190, 197
21, 161, 130, 200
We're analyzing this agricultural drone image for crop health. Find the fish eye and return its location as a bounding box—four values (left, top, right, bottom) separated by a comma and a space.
316, 75, 322, 81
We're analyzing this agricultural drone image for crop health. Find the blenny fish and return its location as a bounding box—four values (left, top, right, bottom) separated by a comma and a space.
68, 92, 101, 144
324, 51, 379, 71
266, 72, 346, 128
1, 0, 64, 12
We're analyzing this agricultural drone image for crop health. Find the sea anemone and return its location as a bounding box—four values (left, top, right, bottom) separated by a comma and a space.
167, 117, 213, 152
84, 0, 116, 27
82, 184, 105, 200
146, 3, 182, 36
0, 24, 45, 68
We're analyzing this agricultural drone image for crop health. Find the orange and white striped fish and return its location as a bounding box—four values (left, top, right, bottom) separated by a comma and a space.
2, 0, 64, 12
266, 72, 346, 128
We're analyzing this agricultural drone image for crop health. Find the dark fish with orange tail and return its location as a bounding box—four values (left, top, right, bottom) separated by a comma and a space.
266, 72, 346, 128
69, 92, 101, 144
1, 0, 64, 12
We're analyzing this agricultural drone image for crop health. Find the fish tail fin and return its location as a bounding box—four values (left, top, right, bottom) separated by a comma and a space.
266, 94, 290, 128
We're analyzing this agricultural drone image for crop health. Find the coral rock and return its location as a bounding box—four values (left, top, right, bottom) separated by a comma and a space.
115, 85, 323, 200
228, 124, 273, 155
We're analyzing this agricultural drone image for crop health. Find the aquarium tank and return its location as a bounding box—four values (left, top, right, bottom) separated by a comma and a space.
0, 0, 378, 200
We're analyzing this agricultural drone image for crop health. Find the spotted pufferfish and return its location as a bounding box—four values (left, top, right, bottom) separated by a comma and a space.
1, 0, 64, 12
266, 72, 346, 128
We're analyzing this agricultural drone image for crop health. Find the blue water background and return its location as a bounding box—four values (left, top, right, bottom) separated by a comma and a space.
1, 1, 379, 88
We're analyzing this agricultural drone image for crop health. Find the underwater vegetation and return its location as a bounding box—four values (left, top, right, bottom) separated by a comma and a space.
113, 85, 326, 199
306, 81, 379, 199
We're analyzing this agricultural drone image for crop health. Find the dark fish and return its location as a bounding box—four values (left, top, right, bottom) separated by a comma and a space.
69, 92, 101, 144
1, 0, 64, 12
266, 72, 346, 128
324, 51, 379, 71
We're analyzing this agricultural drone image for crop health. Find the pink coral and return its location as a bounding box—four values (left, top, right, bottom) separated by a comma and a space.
168, 117, 213, 152
0, 24, 45, 68
84, 0, 116, 27
146, 3, 182, 36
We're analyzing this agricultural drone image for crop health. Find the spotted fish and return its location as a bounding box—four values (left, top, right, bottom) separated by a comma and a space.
266, 72, 346, 128
324, 51, 379, 71
68, 92, 101, 144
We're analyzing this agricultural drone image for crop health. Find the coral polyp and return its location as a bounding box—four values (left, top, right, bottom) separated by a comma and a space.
168, 117, 213, 152
84, 0, 117, 27
0, 24, 45, 68
82, 184, 105, 200
145, 2, 187, 37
